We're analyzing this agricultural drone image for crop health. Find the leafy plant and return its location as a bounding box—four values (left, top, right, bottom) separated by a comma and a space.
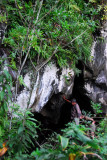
0, 13, 7, 23
0, 105, 39, 159
91, 101, 102, 114
0, 70, 12, 113
0, 68, 39, 159
2, 0, 102, 73
31, 122, 105, 160
7, 108, 39, 158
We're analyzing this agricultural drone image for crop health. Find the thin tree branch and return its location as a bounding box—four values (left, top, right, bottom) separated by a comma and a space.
14, 1, 38, 99
33, 0, 38, 14
14, 0, 60, 100
18, 0, 44, 75
80, 152, 103, 160
35, 0, 44, 24
36, 141, 42, 148
16, 0, 60, 77
29, 54, 37, 71
15, 45, 31, 100
37, 40, 42, 65
19, 0, 38, 61
62, 29, 88, 48
90, 153, 102, 160
83, 154, 88, 160
19, 45, 31, 75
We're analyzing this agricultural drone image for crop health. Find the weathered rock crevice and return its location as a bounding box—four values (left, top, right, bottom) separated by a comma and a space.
84, 22, 107, 113
71, 61, 93, 112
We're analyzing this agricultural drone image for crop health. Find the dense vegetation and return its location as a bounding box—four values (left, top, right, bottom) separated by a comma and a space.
0, 0, 107, 159
1, 0, 104, 71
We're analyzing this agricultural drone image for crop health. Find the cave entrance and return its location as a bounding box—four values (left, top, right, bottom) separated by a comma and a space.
71, 61, 93, 112
33, 61, 95, 146
34, 61, 94, 134
59, 61, 94, 127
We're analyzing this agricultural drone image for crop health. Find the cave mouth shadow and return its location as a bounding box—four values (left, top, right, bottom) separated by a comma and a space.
59, 61, 94, 128
71, 61, 94, 112
32, 61, 96, 146
34, 61, 94, 132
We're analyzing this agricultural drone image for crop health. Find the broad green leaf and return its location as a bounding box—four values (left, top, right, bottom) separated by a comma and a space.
18, 126, 24, 134
0, 91, 4, 101
18, 4, 23, 9
76, 131, 99, 149
87, 140, 99, 149
59, 135, 69, 151
66, 130, 75, 137
57, 153, 66, 158
4, 70, 10, 79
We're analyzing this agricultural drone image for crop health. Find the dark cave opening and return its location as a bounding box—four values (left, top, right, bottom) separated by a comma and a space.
32, 61, 99, 149
58, 61, 94, 127
71, 61, 94, 112
34, 61, 94, 136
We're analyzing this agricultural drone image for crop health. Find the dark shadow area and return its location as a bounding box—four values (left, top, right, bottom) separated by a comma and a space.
71, 61, 94, 112
58, 61, 94, 128
31, 60, 105, 150
33, 61, 95, 136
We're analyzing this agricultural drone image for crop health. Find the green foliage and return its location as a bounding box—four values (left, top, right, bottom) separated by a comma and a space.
0, 105, 39, 159
102, 5, 107, 20
91, 101, 102, 114
62, 123, 98, 149
18, 75, 26, 86
59, 135, 69, 151
7, 109, 39, 158
0, 69, 106, 159
0, 70, 12, 113
31, 122, 106, 160
0, 68, 39, 159
2, 0, 102, 72
95, 118, 107, 159
0, 13, 7, 23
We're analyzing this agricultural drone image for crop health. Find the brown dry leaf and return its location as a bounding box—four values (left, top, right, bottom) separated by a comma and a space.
69, 153, 76, 160
0, 142, 8, 157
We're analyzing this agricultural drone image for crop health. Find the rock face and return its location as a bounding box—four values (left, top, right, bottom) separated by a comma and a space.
84, 22, 107, 113
15, 63, 75, 123
30, 63, 74, 112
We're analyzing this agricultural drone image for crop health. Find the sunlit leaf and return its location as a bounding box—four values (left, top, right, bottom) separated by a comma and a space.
69, 153, 76, 160
18, 126, 24, 134
0, 142, 8, 157
59, 135, 69, 151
